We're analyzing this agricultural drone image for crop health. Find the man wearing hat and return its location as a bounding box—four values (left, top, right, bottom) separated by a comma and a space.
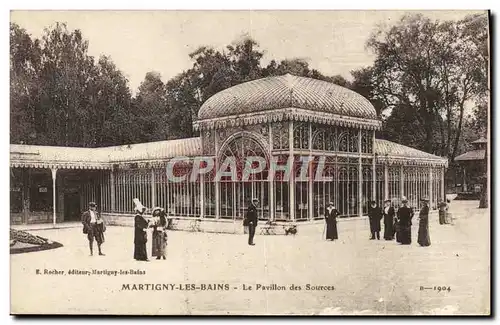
81, 202, 106, 256
382, 199, 396, 240
246, 198, 259, 246
368, 200, 383, 240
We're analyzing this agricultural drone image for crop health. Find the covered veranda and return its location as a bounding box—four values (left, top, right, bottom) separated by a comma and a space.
10, 144, 111, 225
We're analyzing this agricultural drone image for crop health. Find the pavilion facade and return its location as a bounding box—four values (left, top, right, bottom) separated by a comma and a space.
10, 74, 448, 225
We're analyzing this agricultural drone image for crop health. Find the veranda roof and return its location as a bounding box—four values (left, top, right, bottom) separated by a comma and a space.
374, 139, 448, 167
10, 144, 112, 169
454, 149, 486, 162
105, 138, 202, 166
10, 137, 202, 170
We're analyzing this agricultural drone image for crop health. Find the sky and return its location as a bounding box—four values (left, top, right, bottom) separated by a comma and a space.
11, 10, 484, 93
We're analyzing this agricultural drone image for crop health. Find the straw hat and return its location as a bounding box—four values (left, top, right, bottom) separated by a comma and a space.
151, 207, 164, 215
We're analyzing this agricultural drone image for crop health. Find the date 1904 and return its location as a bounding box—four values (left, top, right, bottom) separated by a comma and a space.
420, 286, 451, 292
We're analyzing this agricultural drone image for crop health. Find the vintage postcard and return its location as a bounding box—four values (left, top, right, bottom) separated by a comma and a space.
9, 10, 490, 315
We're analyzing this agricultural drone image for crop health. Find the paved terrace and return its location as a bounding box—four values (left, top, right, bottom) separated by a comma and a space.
10, 200, 489, 315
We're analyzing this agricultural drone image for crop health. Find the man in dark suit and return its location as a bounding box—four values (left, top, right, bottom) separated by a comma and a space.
81, 202, 105, 256
246, 198, 259, 246
368, 201, 383, 240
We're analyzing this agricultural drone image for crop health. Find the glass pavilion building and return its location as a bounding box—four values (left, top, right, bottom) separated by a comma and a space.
10, 74, 448, 226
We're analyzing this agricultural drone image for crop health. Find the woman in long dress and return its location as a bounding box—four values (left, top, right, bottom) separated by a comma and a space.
397, 199, 413, 245
324, 202, 339, 241
383, 199, 395, 240
133, 201, 149, 261
151, 207, 168, 260
417, 199, 431, 247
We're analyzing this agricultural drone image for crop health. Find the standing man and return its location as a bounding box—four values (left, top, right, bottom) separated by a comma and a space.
246, 198, 259, 246
368, 201, 383, 240
81, 202, 106, 256
397, 198, 413, 245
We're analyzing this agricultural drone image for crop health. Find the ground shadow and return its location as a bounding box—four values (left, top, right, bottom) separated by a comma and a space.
10, 241, 64, 255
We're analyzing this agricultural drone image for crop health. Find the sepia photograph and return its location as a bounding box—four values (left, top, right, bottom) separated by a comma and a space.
8, 9, 490, 315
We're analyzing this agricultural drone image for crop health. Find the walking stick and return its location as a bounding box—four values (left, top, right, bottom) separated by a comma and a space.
322, 221, 326, 240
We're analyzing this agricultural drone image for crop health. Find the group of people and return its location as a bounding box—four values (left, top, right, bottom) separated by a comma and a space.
81, 199, 168, 261
81, 195, 442, 257
323, 197, 432, 247
439, 199, 452, 225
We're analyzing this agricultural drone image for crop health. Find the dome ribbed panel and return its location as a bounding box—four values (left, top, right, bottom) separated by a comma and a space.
198, 74, 377, 121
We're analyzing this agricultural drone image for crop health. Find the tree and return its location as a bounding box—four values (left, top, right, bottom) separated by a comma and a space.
227, 36, 264, 82
10, 23, 42, 144
274, 58, 311, 76
367, 14, 488, 159
38, 22, 98, 146
188, 46, 235, 103
10, 22, 137, 147
349, 67, 384, 116
93, 55, 136, 146
132, 71, 169, 142
460, 14, 490, 209
165, 72, 198, 139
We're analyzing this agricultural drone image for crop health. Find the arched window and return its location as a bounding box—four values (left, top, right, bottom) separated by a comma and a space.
218, 134, 269, 220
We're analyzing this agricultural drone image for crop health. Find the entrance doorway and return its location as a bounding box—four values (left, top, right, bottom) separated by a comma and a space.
64, 193, 81, 221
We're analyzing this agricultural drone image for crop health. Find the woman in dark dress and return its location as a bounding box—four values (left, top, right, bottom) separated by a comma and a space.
383, 199, 396, 240
150, 207, 168, 260
397, 198, 413, 245
324, 202, 339, 241
133, 199, 149, 261
417, 198, 431, 247
368, 201, 382, 240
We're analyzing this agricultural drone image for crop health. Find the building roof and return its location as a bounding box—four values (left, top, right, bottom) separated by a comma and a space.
195, 74, 381, 131
10, 138, 202, 170
472, 137, 487, 144
10, 144, 111, 169
374, 139, 448, 167
105, 137, 202, 164
11, 137, 448, 169
454, 149, 485, 162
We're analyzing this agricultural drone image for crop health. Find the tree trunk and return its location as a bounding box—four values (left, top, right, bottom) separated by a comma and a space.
451, 99, 466, 161
479, 137, 488, 208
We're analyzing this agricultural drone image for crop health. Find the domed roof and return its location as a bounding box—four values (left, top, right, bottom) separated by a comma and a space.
197, 74, 378, 121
